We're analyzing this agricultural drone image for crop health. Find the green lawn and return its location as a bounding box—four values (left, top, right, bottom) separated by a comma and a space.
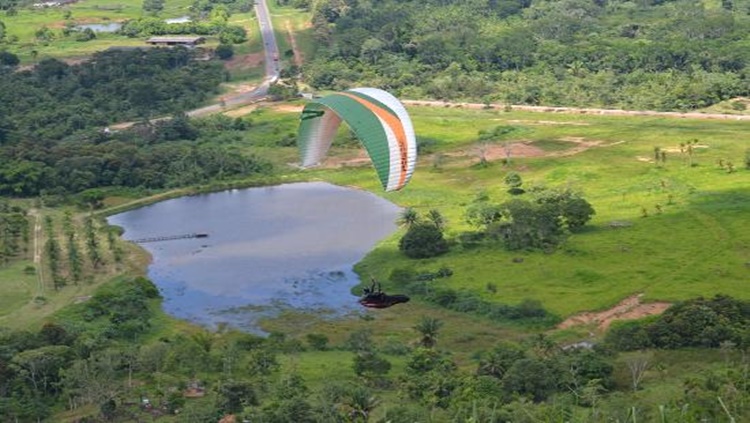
0, 261, 36, 322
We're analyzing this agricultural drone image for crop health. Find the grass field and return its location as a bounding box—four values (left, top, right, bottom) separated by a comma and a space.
246, 105, 750, 322
2, 0, 195, 61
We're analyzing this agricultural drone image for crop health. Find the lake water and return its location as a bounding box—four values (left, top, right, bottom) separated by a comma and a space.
107, 182, 401, 333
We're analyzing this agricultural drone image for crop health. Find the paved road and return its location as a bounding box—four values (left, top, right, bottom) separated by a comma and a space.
188, 0, 280, 117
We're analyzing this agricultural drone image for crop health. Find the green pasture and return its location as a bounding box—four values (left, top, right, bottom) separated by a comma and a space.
0, 261, 36, 324
251, 105, 750, 321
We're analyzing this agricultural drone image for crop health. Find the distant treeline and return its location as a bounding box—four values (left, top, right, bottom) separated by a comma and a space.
302, 0, 750, 110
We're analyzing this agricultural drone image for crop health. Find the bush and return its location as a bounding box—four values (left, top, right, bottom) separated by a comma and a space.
215, 43, 234, 60
305, 333, 329, 350
390, 268, 417, 284
399, 223, 449, 259
605, 295, 750, 350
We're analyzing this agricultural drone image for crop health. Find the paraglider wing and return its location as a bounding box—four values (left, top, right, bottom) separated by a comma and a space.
297, 88, 417, 192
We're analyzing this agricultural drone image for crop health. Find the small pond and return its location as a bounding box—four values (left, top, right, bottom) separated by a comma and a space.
107, 182, 402, 334
76, 22, 122, 32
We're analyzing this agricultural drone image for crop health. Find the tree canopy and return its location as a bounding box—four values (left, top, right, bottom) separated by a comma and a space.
302, 0, 750, 110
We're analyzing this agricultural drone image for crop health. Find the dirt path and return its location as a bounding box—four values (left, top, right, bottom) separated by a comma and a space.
402, 100, 750, 121
557, 294, 671, 331
285, 20, 303, 67
28, 208, 44, 296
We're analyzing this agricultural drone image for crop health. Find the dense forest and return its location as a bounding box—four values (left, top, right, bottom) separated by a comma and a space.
1, 280, 749, 422
0, 48, 224, 141
302, 0, 750, 110
0, 48, 274, 198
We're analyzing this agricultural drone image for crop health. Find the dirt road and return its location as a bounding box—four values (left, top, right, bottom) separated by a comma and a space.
402, 100, 750, 121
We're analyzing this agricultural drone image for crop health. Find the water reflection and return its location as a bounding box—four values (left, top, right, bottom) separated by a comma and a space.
108, 182, 401, 333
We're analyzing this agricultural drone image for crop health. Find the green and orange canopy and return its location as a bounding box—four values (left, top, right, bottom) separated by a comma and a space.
297, 88, 417, 192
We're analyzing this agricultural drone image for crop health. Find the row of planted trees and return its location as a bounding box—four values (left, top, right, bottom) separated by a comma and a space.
0, 202, 28, 265
43, 212, 122, 290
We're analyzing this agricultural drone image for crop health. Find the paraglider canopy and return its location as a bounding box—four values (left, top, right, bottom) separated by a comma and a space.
297, 88, 417, 192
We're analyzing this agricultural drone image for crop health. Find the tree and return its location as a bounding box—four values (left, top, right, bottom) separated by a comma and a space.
625, 352, 651, 392
142, 0, 164, 13
75, 27, 96, 42
260, 374, 315, 423
465, 201, 503, 229
560, 197, 595, 231
426, 209, 445, 231
216, 380, 257, 414
398, 222, 449, 259
352, 351, 391, 379
477, 342, 526, 379
398, 207, 419, 228
219, 25, 248, 44
215, 43, 234, 60
0, 51, 17, 67
501, 357, 561, 401
305, 333, 328, 350
344, 386, 379, 422
504, 172, 524, 194
413, 316, 443, 349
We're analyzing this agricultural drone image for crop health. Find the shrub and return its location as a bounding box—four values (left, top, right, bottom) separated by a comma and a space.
399, 223, 449, 258
215, 43, 234, 60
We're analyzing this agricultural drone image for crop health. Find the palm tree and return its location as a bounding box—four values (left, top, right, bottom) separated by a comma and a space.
345, 386, 379, 422
427, 209, 445, 231
414, 316, 443, 348
398, 207, 419, 228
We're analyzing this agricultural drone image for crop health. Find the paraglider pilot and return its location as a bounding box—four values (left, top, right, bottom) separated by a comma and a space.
359, 277, 410, 309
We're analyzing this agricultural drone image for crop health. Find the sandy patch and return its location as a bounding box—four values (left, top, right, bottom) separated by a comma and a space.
503, 119, 591, 126
557, 293, 671, 331
271, 104, 304, 113
224, 104, 260, 117
660, 144, 709, 153
317, 152, 371, 168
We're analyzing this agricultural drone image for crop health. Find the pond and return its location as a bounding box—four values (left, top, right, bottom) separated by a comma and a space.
76, 22, 122, 33
107, 182, 402, 334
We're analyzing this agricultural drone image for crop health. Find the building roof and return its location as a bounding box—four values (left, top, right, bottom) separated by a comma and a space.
145, 36, 206, 44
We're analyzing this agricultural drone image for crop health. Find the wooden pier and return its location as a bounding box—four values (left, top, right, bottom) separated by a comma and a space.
130, 233, 209, 244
